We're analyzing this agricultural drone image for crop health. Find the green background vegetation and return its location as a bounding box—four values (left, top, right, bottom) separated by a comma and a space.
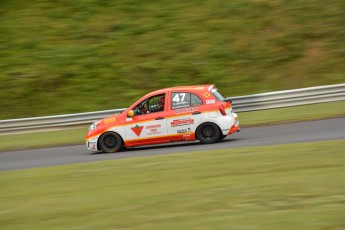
1, 0, 344, 119
1, 140, 344, 229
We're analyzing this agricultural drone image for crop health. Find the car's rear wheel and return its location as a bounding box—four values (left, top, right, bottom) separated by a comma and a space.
219, 135, 227, 142
196, 123, 221, 144
99, 132, 123, 153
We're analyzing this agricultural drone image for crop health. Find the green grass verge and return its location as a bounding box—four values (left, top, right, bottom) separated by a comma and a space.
1, 0, 344, 119
0, 101, 344, 151
0, 127, 88, 151
239, 100, 345, 127
1, 140, 344, 229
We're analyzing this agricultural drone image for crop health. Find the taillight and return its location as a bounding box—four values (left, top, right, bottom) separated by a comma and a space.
219, 104, 226, 116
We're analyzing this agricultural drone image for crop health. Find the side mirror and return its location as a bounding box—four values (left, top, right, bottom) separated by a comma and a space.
127, 110, 134, 117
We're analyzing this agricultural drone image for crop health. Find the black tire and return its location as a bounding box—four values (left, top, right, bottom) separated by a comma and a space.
120, 145, 127, 152
196, 123, 221, 144
218, 135, 227, 142
99, 132, 123, 153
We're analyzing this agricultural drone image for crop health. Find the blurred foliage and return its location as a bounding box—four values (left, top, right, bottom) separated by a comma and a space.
0, 0, 344, 119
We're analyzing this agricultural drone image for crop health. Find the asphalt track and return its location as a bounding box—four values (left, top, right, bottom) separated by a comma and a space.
1, 117, 344, 171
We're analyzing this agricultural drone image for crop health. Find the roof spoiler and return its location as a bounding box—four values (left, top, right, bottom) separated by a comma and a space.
223, 98, 232, 103
208, 85, 215, 92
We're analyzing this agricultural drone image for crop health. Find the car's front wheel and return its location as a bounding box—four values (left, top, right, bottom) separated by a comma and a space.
196, 123, 221, 144
99, 132, 123, 153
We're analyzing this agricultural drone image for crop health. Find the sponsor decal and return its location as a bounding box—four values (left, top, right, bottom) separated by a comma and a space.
146, 124, 162, 135
104, 117, 116, 124
171, 118, 194, 127
175, 107, 197, 114
173, 102, 189, 108
204, 92, 210, 98
146, 124, 161, 129
172, 93, 191, 109
131, 125, 144, 137
206, 99, 215, 104
89, 142, 96, 150
177, 129, 187, 134
177, 127, 191, 134
170, 139, 186, 143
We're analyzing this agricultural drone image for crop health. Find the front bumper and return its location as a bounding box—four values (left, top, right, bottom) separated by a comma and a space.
86, 137, 99, 152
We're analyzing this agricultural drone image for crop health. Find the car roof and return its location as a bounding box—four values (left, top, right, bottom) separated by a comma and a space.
148, 84, 213, 96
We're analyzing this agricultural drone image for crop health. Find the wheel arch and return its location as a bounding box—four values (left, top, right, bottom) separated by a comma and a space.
195, 121, 222, 141
97, 131, 125, 151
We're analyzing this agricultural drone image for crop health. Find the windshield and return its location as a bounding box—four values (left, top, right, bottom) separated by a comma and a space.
211, 88, 225, 101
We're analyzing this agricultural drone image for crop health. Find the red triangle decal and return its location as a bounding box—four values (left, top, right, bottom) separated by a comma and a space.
131, 126, 144, 137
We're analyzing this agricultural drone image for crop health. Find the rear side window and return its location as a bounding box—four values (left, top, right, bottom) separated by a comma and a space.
171, 92, 203, 109
191, 94, 203, 106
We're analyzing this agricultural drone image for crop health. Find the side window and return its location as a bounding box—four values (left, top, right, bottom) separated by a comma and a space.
133, 98, 148, 115
172, 92, 191, 109
148, 94, 165, 113
191, 93, 203, 106
133, 94, 165, 115
171, 92, 203, 109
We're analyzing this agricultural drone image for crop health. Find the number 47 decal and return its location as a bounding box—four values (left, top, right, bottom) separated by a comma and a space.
173, 93, 186, 102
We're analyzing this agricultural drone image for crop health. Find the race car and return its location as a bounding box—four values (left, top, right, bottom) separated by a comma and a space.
86, 85, 240, 153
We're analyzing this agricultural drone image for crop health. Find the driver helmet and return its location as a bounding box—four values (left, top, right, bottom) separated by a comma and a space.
142, 105, 148, 113
158, 97, 165, 110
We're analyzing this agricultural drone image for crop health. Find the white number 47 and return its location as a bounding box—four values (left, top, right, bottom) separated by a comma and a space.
173, 93, 186, 103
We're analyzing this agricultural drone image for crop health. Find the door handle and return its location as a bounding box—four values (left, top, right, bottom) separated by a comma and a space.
155, 117, 164, 120
192, 111, 201, 115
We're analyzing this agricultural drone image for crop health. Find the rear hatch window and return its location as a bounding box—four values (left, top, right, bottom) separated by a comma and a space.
210, 88, 226, 101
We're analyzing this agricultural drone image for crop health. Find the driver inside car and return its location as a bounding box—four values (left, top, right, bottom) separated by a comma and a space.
157, 97, 165, 111
141, 104, 149, 114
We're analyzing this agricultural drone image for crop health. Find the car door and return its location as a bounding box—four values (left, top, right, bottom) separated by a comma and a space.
124, 93, 168, 146
166, 92, 204, 140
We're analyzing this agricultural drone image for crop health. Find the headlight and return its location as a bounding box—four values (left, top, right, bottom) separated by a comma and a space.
89, 122, 99, 131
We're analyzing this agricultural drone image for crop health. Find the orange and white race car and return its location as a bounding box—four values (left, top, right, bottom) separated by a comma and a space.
86, 85, 240, 153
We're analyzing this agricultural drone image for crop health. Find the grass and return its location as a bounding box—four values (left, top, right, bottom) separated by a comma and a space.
0, 0, 344, 119
239, 100, 345, 126
0, 101, 344, 151
0, 140, 344, 229
0, 127, 88, 151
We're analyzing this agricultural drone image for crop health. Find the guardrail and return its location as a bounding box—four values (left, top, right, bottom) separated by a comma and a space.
231, 83, 345, 112
1, 83, 344, 133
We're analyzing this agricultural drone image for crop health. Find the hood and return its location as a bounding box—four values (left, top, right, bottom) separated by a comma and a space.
86, 113, 122, 139
99, 113, 121, 126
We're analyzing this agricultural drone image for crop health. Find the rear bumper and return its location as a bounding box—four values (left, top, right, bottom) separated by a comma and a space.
228, 114, 240, 135
228, 124, 240, 134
